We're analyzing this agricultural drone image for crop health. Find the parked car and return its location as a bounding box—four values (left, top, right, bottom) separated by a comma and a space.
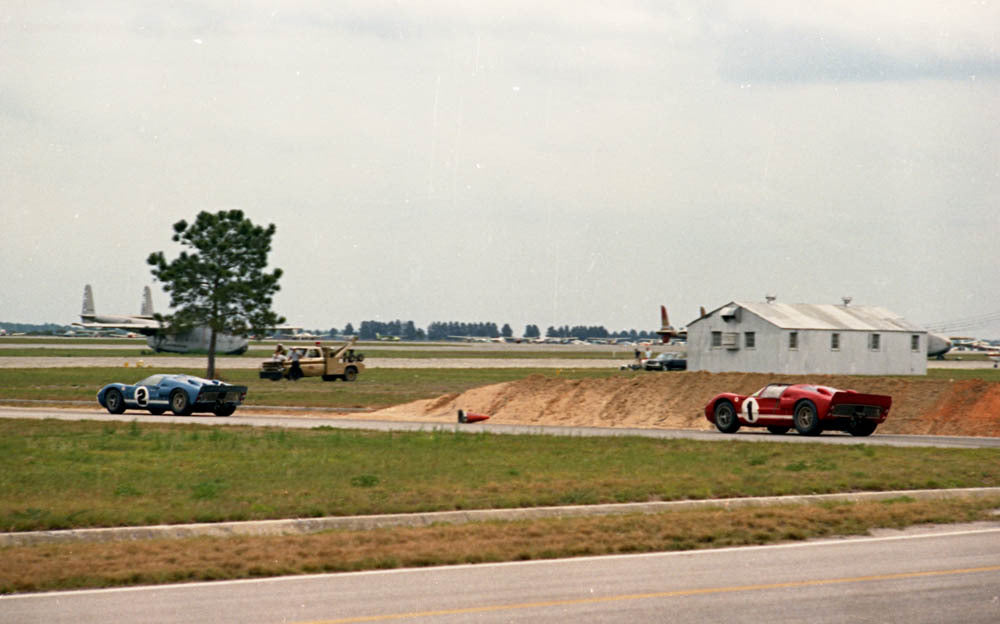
704, 383, 891, 436
643, 353, 687, 371
97, 374, 248, 416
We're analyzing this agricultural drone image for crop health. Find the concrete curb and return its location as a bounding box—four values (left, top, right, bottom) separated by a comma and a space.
4, 487, 999, 547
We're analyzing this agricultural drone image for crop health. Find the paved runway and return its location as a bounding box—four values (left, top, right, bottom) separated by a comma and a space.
0, 339, 993, 369
0, 356, 625, 369
3, 523, 999, 623
3, 406, 1000, 448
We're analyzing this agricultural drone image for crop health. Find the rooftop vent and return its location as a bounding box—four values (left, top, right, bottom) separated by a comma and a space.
765, 295, 777, 304
842, 296, 853, 306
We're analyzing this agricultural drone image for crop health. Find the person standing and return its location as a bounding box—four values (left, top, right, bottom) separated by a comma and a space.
289, 348, 303, 381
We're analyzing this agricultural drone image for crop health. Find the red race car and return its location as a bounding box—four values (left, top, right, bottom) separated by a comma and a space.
704, 383, 891, 436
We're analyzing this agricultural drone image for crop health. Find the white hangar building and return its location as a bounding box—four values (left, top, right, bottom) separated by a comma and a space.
686, 300, 927, 375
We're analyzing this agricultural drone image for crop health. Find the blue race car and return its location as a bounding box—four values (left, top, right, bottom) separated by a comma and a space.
97, 374, 248, 417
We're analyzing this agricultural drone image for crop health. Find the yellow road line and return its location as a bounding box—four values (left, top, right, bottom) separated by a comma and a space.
302, 565, 1000, 623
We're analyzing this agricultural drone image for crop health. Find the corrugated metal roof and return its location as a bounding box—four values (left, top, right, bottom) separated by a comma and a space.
733, 301, 925, 332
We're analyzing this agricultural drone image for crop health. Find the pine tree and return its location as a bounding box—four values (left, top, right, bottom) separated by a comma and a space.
147, 210, 284, 379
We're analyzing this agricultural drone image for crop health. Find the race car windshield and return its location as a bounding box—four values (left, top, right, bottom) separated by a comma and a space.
756, 384, 790, 399
137, 375, 165, 386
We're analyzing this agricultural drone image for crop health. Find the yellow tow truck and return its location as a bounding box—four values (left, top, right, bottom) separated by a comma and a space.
259, 338, 365, 382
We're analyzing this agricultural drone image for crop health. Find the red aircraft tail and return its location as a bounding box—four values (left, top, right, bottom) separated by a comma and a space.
657, 305, 674, 343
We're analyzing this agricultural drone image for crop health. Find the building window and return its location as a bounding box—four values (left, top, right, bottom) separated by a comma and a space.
789, 332, 798, 350
831, 333, 840, 351
711, 331, 722, 348
744, 332, 755, 349
869, 333, 881, 351
911, 334, 920, 352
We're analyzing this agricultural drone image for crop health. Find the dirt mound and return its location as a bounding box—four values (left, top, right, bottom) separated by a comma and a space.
369, 372, 1000, 437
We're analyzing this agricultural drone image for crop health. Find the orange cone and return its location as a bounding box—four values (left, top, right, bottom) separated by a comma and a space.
458, 409, 490, 423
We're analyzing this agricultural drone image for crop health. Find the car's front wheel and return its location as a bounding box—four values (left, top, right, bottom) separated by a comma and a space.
170, 390, 192, 416
714, 401, 740, 433
104, 388, 126, 414
793, 401, 822, 436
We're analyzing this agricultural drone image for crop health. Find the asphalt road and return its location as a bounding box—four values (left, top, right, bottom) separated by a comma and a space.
3, 405, 1000, 449
3, 523, 999, 623
0, 338, 993, 369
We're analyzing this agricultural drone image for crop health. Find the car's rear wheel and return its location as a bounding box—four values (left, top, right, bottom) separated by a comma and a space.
793, 401, 822, 436
713, 401, 740, 433
170, 389, 192, 416
213, 404, 236, 417
847, 420, 878, 436
105, 388, 126, 414
766, 426, 790, 435
148, 407, 166, 416
343, 367, 358, 382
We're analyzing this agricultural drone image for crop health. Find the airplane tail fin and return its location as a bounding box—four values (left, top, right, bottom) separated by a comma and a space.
658, 305, 674, 344
141, 286, 154, 317
82, 285, 95, 317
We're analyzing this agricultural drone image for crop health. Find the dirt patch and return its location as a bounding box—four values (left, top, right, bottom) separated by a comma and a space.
369, 372, 1000, 437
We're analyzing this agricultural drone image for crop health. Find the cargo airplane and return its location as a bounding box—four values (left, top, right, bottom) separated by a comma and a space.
74, 284, 249, 355
926, 334, 953, 359
448, 335, 508, 343
655, 305, 687, 344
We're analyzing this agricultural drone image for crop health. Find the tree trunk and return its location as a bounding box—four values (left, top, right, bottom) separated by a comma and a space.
206, 327, 218, 379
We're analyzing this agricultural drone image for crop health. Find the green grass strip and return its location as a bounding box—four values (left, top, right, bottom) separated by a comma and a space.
2, 418, 998, 532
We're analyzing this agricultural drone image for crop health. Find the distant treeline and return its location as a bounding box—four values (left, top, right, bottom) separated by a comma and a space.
359, 320, 423, 341
322, 320, 655, 341
426, 321, 505, 340
0, 319, 654, 341
0, 322, 71, 334
544, 325, 655, 340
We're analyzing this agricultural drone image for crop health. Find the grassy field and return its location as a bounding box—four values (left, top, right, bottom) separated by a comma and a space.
4, 495, 998, 593
925, 367, 1000, 381
0, 367, 620, 408
1, 366, 998, 409
3, 418, 999, 532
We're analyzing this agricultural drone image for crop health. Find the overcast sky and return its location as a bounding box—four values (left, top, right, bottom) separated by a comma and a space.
2, 1, 998, 336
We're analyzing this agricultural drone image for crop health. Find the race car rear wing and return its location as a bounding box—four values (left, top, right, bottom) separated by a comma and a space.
829, 391, 892, 418
196, 384, 248, 405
